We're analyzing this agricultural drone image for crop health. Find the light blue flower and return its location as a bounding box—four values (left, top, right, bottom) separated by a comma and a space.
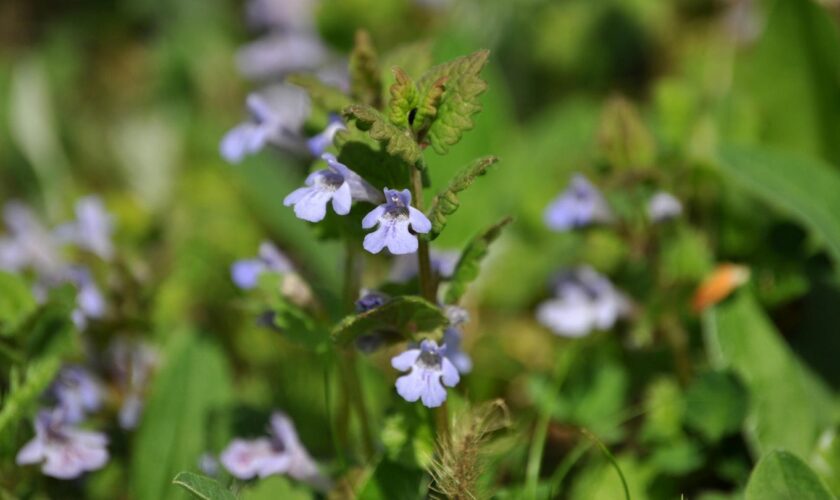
49, 366, 102, 424
61, 267, 106, 330
647, 191, 683, 222
392, 339, 460, 408
536, 266, 629, 337
231, 241, 295, 290
0, 202, 62, 275
236, 33, 328, 80
544, 174, 612, 231
442, 306, 472, 374
16, 409, 108, 479
307, 116, 346, 157
363, 189, 431, 255
55, 196, 114, 260
284, 154, 381, 223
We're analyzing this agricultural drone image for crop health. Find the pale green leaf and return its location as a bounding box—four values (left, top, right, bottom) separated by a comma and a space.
745, 450, 833, 500
0, 271, 37, 336
172, 472, 235, 500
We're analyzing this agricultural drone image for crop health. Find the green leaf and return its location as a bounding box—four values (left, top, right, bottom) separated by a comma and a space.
331, 295, 447, 346
444, 216, 512, 304
387, 68, 418, 127
0, 271, 37, 336
813, 426, 840, 497
335, 122, 412, 190
241, 475, 314, 500
287, 74, 352, 113
717, 144, 840, 274
343, 104, 422, 166
171, 472, 235, 500
683, 371, 748, 443
417, 50, 490, 154
349, 30, 383, 109
0, 356, 61, 439
412, 75, 447, 134
132, 334, 232, 500
263, 278, 328, 348
597, 96, 656, 169
704, 292, 835, 457
745, 450, 833, 500
426, 155, 499, 240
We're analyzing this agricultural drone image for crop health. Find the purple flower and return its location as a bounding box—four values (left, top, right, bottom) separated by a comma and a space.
307, 117, 346, 157
389, 249, 460, 283
536, 266, 629, 337
284, 154, 380, 222
220, 412, 327, 489
245, 0, 315, 32
362, 189, 432, 255
49, 366, 101, 424
391, 339, 460, 408
60, 267, 106, 330
647, 191, 683, 222
16, 409, 109, 479
55, 196, 114, 260
108, 338, 158, 430
231, 241, 295, 290
442, 306, 472, 374
544, 175, 612, 231
0, 202, 62, 275
236, 33, 329, 81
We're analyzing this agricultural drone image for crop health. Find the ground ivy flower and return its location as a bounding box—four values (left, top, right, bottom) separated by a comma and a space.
55, 196, 114, 260
363, 189, 432, 255
392, 339, 460, 408
16, 409, 109, 479
220, 412, 326, 489
49, 366, 102, 424
442, 306, 472, 374
307, 116, 346, 157
536, 266, 629, 337
544, 174, 612, 231
647, 191, 683, 222
284, 153, 381, 223
237, 33, 328, 81
63, 267, 106, 330
231, 241, 295, 290
0, 202, 63, 275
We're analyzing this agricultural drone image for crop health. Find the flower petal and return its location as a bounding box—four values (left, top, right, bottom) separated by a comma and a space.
440, 358, 460, 387
361, 205, 385, 229
16, 437, 44, 465
395, 369, 425, 403
408, 207, 431, 234
391, 349, 421, 371
331, 182, 352, 215
363, 225, 389, 254
231, 259, 266, 290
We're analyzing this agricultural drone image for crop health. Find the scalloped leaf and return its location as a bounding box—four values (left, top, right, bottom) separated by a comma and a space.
426, 155, 498, 240
287, 74, 351, 113
417, 50, 490, 154
388, 68, 418, 127
331, 295, 447, 346
349, 30, 382, 109
412, 75, 447, 133
343, 104, 422, 166
445, 216, 512, 304
172, 472, 235, 500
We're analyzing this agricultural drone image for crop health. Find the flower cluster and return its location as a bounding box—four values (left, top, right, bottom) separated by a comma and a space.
544, 174, 612, 231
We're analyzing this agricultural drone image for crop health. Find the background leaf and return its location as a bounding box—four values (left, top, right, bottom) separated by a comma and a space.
287, 74, 352, 113
745, 450, 833, 500
349, 30, 383, 109
444, 216, 512, 304
0, 271, 37, 336
331, 295, 447, 346
171, 471, 235, 500
426, 155, 498, 240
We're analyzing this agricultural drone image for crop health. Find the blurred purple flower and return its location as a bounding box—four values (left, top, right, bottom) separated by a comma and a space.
284, 153, 380, 222
16, 409, 108, 479
108, 338, 158, 430
363, 189, 431, 255
49, 366, 101, 424
220, 412, 327, 489
389, 249, 460, 283
198, 452, 220, 477
647, 191, 683, 223
354, 290, 390, 353
392, 339, 460, 408
544, 174, 612, 231
0, 202, 63, 275
536, 266, 629, 337
306, 116, 346, 157
55, 196, 114, 260
59, 266, 106, 330
245, 0, 314, 32
236, 33, 329, 81
442, 306, 472, 374
232, 241, 295, 290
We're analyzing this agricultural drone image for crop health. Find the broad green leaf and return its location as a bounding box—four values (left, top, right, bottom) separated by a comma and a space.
0, 271, 37, 336
444, 217, 512, 304
171, 471, 235, 500
597, 96, 656, 169
705, 292, 835, 457
357, 458, 426, 500
343, 104, 422, 166
745, 450, 833, 500
0, 357, 61, 439
426, 155, 498, 240
132, 334, 232, 500
417, 50, 490, 154
717, 144, 840, 274
387, 68, 418, 127
287, 74, 352, 113
683, 371, 748, 443
331, 296, 447, 346
349, 30, 382, 109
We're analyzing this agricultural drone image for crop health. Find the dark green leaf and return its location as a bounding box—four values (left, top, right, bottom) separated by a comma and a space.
0, 271, 37, 336
287, 74, 352, 113
717, 144, 840, 274
426, 155, 498, 240
132, 334, 232, 500
172, 471, 235, 500
349, 30, 383, 109
343, 104, 422, 166
705, 292, 835, 457
417, 50, 490, 154
745, 450, 833, 500
331, 295, 447, 346
683, 371, 748, 442
444, 217, 512, 304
